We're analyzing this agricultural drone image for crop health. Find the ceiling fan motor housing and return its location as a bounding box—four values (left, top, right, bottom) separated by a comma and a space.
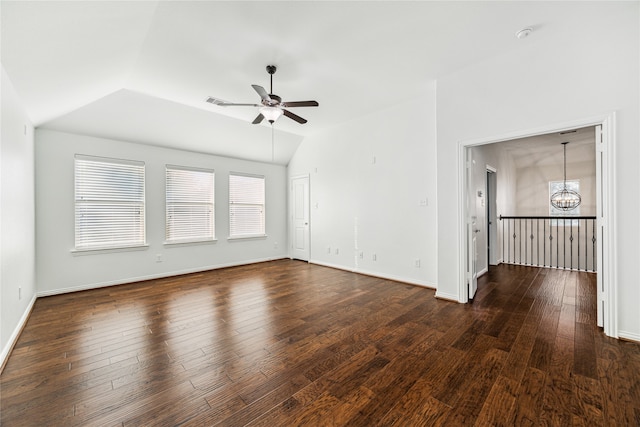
265, 94, 281, 106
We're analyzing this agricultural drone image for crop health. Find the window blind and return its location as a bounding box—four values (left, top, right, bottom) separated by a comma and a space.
229, 173, 265, 237
75, 155, 145, 250
166, 166, 215, 243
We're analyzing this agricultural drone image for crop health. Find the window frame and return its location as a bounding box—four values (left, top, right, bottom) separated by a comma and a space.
165, 165, 216, 245
73, 154, 146, 253
228, 172, 267, 240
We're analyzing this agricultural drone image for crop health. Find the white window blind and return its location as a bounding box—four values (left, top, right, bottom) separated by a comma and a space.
166, 166, 215, 243
75, 155, 145, 250
229, 173, 265, 238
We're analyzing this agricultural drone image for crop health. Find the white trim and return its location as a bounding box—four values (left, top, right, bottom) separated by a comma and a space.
477, 267, 488, 277
1, 294, 37, 370
164, 239, 218, 247
289, 173, 311, 261
227, 234, 267, 241
618, 331, 640, 344
71, 244, 149, 255
309, 260, 437, 290
37, 257, 287, 297
355, 267, 436, 289
457, 141, 467, 302
435, 290, 460, 302
457, 113, 617, 338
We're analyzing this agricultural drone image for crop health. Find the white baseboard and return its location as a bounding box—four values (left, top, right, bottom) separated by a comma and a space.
618, 330, 640, 344
477, 267, 488, 277
37, 256, 288, 297
1, 294, 37, 371
308, 260, 437, 290
435, 290, 460, 302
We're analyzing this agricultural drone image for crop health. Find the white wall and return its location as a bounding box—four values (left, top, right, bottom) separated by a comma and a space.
35, 129, 288, 295
288, 85, 438, 287
1, 65, 36, 364
436, 3, 639, 338
516, 160, 596, 216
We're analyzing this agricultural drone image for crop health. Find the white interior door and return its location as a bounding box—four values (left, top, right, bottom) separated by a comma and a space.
468, 219, 478, 299
467, 148, 479, 299
291, 175, 310, 261
595, 125, 604, 328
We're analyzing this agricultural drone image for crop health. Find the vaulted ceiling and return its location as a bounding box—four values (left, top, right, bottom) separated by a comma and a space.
1, 1, 597, 164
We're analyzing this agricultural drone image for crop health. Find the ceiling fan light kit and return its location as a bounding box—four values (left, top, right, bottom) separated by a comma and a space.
550, 141, 581, 211
207, 65, 318, 125
259, 106, 283, 123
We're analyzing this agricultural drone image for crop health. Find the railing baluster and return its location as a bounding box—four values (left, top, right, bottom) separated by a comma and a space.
592, 220, 596, 272
556, 219, 559, 269
499, 215, 596, 273
578, 219, 580, 271
570, 220, 573, 270
508, 219, 511, 264
543, 219, 546, 267
563, 218, 566, 269
525, 219, 527, 265
530, 218, 533, 266
537, 218, 540, 267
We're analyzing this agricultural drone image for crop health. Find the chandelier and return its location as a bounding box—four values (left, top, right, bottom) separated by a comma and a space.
550, 141, 581, 211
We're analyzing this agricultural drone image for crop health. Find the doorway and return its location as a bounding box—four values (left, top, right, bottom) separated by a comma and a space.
459, 114, 616, 337
290, 175, 310, 261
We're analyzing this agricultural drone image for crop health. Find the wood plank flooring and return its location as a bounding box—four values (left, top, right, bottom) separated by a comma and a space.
1, 260, 639, 426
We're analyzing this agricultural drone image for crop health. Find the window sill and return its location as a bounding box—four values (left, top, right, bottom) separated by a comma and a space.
164, 239, 218, 247
71, 244, 149, 256
227, 234, 268, 241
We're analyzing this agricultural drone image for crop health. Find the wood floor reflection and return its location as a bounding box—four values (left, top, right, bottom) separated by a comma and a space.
1, 260, 639, 426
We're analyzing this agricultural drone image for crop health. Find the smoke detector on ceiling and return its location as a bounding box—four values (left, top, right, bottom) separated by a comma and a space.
515, 27, 533, 39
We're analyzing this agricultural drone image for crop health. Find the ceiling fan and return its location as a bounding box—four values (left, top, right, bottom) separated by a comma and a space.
206, 65, 319, 125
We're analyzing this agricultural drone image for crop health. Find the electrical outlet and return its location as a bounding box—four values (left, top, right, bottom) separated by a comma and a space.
414, 259, 421, 268
327, 247, 331, 254
359, 251, 364, 259
372, 253, 377, 261
156, 254, 163, 263
335, 248, 339, 255
18, 287, 22, 300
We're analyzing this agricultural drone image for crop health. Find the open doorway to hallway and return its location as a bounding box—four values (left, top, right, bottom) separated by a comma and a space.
459, 114, 616, 337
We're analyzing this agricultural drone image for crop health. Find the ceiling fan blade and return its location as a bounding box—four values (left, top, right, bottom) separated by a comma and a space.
283, 109, 307, 124
252, 113, 265, 124
281, 101, 319, 108
251, 85, 272, 101
206, 97, 259, 107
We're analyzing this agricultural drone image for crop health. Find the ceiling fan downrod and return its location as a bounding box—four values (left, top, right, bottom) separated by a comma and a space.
266, 65, 276, 95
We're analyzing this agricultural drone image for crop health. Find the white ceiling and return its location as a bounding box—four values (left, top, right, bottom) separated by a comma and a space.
1, 1, 601, 164
495, 126, 596, 169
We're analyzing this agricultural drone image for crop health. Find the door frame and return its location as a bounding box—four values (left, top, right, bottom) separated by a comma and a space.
486, 166, 498, 268
289, 174, 310, 261
457, 113, 617, 338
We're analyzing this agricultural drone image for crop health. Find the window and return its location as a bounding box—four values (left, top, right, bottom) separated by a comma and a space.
229, 173, 265, 238
549, 179, 580, 225
75, 155, 145, 250
166, 166, 215, 243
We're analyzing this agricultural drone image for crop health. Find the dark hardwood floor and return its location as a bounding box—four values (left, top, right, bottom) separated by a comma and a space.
1, 260, 639, 426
